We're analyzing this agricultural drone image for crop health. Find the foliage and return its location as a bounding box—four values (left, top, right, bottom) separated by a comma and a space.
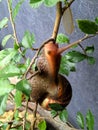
77, 19, 98, 34
22, 31, 35, 48
0, 0, 97, 129
0, 17, 8, 29
0, 94, 8, 115
76, 110, 94, 130
49, 103, 68, 123
12, 0, 24, 22
56, 33, 69, 44
2, 34, 12, 47
38, 120, 47, 130
30, 0, 63, 8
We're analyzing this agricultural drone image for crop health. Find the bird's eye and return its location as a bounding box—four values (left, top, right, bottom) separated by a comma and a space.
47, 51, 51, 55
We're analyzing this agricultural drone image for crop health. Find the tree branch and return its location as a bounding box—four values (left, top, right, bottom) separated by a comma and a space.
32, 102, 38, 130
7, 0, 19, 47
52, 2, 62, 40
58, 34, 97, 54
7, 0, 26, 60
51, 0, 75, 41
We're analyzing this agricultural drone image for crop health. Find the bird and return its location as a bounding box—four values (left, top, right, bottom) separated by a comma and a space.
28, 40, 72, 110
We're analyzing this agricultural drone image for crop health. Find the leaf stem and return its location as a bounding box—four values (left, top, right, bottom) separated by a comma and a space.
31, 102, 38, 130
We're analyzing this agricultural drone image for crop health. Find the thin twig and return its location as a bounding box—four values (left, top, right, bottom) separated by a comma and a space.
7, 0, 26, 60
31, 48, 38, 51
31, 102, 38, 130
23, 99, 29, 130
62, 0, 75, 14
33, 102, 38, 117
78, 43, 87, 55
7, 0, 19, 49
26, 70, 39, 80
10, 122, 23, 129
8, 92, 14, 103
58, 34, 97, 53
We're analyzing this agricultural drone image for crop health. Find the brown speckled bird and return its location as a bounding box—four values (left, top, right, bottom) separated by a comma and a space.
28, 40, 72, 110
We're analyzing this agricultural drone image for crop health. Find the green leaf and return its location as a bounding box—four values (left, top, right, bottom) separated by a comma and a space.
17, 64, 27, 74
85, 45, 94, 54
77, 19, 98, 34
14, 110, 19, 120
25, 58, 30, 67
0, 49, 18, 69
59, 109, 68, 123
60, 56, 76, 76
0, 78, 14, 96
30, 0, 44, 8
0, 94, 8, 115
2, 34, 12, 47
10, 126, 22, 130
15, 79, 31, 97
0, 17, 8, 29
14, 91, 22, 108
0, 122, 8, 129
60, 60, 70, 76
14, 42, 20, 50
30, 0, 43, 3
44, 0, 60, 7
22, 31, 35, 48
25, 121, 31, 130
38, 120, 47, 130
66, 51, 86, 63
16, 59, 30, 74
0, 63, 22, 78
76, 112, 84, 129
87, 56, 96, 65
51, 110, 57, 118
12, 0, 24, 21
56, 33, 69, 44
0, 48, 12, 61
13, 53, 22, 63
95, 17, 98, 24
86, 110, 94, 130
60, 64, 69, 76
49, 103, 64, 111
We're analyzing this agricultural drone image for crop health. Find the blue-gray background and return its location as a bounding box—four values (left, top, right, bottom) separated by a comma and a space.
0, 0, 98, 129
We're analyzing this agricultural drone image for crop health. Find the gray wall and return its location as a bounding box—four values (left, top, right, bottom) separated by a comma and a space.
0, 0, 98, 129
